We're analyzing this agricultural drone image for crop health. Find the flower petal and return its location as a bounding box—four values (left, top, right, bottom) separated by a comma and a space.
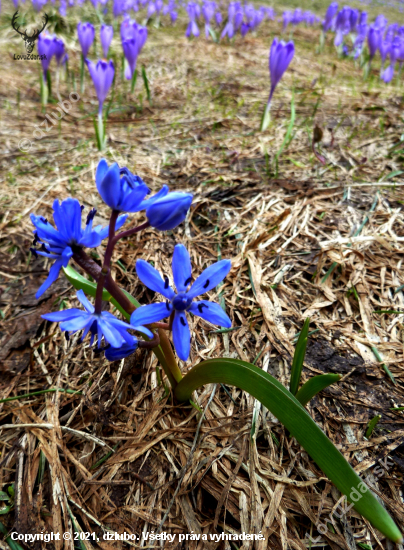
172, 311, 190, 361
42, 308, 86, 323
189, 300, 231, 327
97, 317, 124, 348
96, 161, 120, 209
136, 259, 175, 300
105, 341, 138, 361
172, 244, 192, 293
35, 260, 64, 299
130, 302, 171, 326
76, 289, 95, 313
187, 259, 231, 298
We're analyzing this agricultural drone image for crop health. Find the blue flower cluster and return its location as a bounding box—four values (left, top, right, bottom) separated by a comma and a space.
34, 159, 232, 363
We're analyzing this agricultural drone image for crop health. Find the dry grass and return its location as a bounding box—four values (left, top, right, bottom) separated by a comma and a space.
1, 1, 404, 549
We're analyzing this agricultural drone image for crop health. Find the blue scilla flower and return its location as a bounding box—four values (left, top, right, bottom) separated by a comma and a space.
130, 244, 231, 361
96, 159, 169, 212
30, 198, 127, 299
42, 289, 153, 349
146, 192, 193, 231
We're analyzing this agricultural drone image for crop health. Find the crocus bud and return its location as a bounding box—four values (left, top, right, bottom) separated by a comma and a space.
37, 33, 56, 79
269, 38, 295, 101
53, 38, 66, 66
100, 24, 113, 58
86, 59, 115, 114
146, 192, 193, 231
77, 22, 95, 58
368, 26, 380, 60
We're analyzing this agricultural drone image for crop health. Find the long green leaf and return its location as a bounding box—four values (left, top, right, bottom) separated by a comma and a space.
174, 358, 402, 543
295, 373, 341, 406
289, 318, 310, 395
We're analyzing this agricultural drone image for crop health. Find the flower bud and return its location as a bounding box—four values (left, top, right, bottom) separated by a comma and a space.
146, 192, 193, 231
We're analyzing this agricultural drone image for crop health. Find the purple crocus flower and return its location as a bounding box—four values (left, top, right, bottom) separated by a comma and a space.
323, 2, 338, 32
367, 26, 380, 61
186, 2, 200, 38
53, 37, 67, 66
37, 32, 55, 79
77, 22, 95, 58
202, 1, 215, 38
215, 11, 222, 26
381, 37, 401, 83
121, 21, 147, 80
268, 38, 295, 103
122, 37, 139, 79
86, 59, 115, 114
379, 39, 391, 66
374, 14, 388, 31
334, 6, 353, 47
261, 38, 294, 131
100, 24, 113, 58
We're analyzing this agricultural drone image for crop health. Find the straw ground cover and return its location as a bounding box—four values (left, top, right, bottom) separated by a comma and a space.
1, 1, 404, 548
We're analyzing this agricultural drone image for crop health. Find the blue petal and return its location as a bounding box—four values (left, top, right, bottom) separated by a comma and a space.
139, 185, 169, 210
60, 314, 94, 332
94, 214, 128, 242
76, 290, 95, 313
172, 244, 192, 293
30, 214, 66, 247
172, 311, 190, 361
131, 325, 154, 339
35, 260, 64, 299
187, 259, 231, 298
105, 341, 138, 361
96, 161, 120, 209
98, 317, 124, 348
120, 184, 150, 212
130, 302, 171, 326
136, 259, 175, 300
42, 308, 85, 322
189, 300, 231, 327
95, 158, 109, 188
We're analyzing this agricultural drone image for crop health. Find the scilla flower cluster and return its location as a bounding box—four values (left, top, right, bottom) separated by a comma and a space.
31, 159, 231, 364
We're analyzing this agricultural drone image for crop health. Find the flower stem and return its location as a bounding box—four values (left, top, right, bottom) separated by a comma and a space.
94, 209, 119, 314
158, 329, 183, 383
112, 221, 150, 246
72, 249, 182, 387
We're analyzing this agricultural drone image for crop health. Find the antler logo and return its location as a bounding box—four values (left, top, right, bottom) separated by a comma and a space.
12, 11, 48, 54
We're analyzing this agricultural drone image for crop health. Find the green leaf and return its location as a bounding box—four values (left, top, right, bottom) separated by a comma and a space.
0, 492, 9, 501
260, 101, 271, 132
295, 373, 341, 406
174, 358, 402, 543
365, 415, 381, 439
289, 318, 310, 395
7, 485, 14, 499
0, 504, 13, 515
141, 66, 152, 105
